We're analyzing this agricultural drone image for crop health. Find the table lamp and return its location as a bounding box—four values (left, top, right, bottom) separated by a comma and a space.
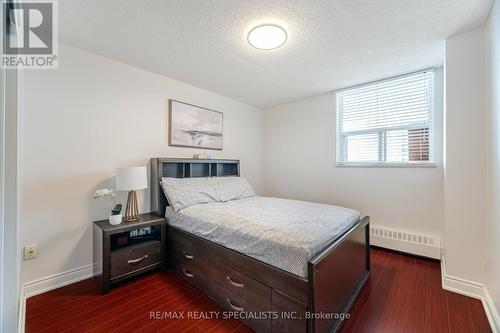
116, 166, 147, 222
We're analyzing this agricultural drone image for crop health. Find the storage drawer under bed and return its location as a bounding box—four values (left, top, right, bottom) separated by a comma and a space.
168, 229, 206, 259
209, 258, 272, 310
210, 279, 272, 333
171, 251, 209, 291
169, 233, 273, 330
169, 235, 209, 291
168, 228, 309, 333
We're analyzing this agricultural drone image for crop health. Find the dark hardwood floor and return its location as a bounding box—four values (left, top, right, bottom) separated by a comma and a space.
25, 248, 491, 333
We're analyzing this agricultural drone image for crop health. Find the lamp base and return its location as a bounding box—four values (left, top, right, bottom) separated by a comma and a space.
123, 190, 139, 222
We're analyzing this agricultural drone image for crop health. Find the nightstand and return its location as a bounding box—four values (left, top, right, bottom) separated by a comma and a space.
93, 213, 166, 294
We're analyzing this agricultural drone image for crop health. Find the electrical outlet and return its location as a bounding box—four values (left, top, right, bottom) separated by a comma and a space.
24, 244, 38, 260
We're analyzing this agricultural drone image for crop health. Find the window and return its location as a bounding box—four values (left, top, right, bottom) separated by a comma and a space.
336, 70, 434, 166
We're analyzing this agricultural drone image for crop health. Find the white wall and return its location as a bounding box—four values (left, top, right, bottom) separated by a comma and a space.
1, 11, 22, 330
1, 69, 22, 333
3, 68, 21, 333
443, 6, 500, 326
263, 69, 445, 238
21, 43, 264, 284
2, 5, 24, 329
484, 0, 500, 318
444, 28, 487, 284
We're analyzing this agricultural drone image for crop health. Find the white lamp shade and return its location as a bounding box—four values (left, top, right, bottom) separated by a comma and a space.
116, 166, 148, 191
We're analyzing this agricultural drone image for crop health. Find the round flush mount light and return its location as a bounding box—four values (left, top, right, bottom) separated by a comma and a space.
247, 24, 287, 50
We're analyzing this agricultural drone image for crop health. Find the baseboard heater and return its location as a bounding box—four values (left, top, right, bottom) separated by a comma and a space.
370, 225, 441, 260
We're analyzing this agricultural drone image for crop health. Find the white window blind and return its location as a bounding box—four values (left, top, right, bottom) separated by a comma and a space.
336, 70, 434, 166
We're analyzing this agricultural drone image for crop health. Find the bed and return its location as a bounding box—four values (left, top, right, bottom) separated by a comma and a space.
150, 158, 370, 333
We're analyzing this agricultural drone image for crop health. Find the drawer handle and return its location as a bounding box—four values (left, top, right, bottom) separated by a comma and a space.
127, 254, 148, 265
182, 251, 194, 260
226, 276, 244, 288
226, 298, 244, 312
183, 268, 194, 278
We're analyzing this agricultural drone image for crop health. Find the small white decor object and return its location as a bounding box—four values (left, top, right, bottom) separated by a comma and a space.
194, 153, 211, 159
108, 214, 122, 225
116, 166, 148, 222
94, 188, 123, 225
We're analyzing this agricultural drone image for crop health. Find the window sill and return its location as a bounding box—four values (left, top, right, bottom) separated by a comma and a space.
335, 162, 438, 168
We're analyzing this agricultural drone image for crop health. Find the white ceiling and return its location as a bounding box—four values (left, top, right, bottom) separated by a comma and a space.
59, 0, 493, 108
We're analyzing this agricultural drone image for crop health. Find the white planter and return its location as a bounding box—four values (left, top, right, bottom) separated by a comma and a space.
109, 214, 123, 225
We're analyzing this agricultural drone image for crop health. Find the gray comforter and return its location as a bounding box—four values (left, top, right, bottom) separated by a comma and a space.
166, 196, 360, 278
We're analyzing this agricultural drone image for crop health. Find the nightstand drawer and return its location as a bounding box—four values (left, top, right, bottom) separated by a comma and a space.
110, 241, 161, 280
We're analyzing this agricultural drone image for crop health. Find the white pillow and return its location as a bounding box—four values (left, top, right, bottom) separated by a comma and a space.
214, 177, 255, 202
161, 176, 256, 212
161, 177, 218, 212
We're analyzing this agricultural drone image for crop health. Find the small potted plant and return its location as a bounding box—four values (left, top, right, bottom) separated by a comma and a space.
94, 188, 123, 225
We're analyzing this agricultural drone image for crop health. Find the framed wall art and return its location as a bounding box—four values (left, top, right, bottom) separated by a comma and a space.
169, 100, 223, 150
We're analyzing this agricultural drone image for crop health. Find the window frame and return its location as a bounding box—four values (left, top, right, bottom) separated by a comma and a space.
335, 69, 436, 168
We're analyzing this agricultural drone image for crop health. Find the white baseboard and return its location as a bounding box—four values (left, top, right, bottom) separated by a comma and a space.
483, 289, 500, 333
441, 256, 500, 332
19, 264, 93, 331
18, 284, 25, 333
23, 263, 93, 299
370, 224, 441, 259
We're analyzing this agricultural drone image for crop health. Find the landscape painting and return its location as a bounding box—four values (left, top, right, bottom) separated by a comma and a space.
169, 100, 223, 150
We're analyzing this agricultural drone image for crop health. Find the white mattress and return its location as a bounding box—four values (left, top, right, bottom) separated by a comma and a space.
165, 196, 360, 278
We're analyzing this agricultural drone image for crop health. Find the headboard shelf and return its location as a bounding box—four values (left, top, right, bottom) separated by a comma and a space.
150, 158, 240, 215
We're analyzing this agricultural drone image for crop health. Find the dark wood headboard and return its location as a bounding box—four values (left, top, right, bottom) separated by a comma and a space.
150, 158, 240, 216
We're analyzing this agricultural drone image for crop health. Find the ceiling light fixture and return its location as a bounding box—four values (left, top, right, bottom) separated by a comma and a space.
247, 24, 287, 50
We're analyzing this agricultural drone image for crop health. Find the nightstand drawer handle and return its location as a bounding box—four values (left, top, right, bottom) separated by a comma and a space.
226, 298, 244, 312
127, 254, 148, 265
183, 268, 194, 278
182, 251, 194, 260
226, 276, 244, 288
